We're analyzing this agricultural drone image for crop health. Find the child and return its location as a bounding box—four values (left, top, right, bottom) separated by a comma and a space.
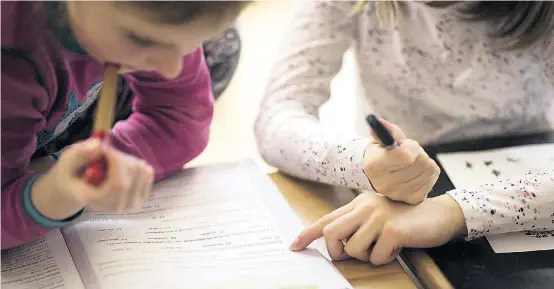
1, 1, 248, 249
255, 1, 554, 264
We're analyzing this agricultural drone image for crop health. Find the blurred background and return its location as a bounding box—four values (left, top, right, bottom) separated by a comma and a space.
188, 1, 364, 173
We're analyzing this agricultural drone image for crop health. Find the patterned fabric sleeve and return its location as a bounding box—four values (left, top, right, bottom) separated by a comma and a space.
447, 170, 554, 239
254, 1, 375, 190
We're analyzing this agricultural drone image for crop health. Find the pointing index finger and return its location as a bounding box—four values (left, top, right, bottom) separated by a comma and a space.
290, 204, 354, 251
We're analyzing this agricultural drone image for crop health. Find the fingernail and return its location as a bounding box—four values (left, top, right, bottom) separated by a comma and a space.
289, 238, 300, 251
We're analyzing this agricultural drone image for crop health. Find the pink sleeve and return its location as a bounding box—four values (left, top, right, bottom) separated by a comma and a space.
110, 48, 214, 181
1, 53, 52, 248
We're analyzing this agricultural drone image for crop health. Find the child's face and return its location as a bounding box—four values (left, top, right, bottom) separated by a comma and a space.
66, 2, 232, 79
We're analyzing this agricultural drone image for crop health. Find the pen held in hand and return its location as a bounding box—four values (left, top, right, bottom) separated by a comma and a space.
366, 114, 398, 149
83, 64, 119, 186
365, 114, 428, 289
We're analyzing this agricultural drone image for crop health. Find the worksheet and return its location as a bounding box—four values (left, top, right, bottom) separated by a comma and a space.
1, 229, 85, 289
2, 161, 353, 289
436, 143, 554, 253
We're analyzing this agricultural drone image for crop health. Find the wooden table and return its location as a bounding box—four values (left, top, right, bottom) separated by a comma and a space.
269, 173, 419, 289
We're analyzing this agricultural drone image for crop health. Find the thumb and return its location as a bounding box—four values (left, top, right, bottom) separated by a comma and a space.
60, 139, 104, 171
370, 118, 407, 145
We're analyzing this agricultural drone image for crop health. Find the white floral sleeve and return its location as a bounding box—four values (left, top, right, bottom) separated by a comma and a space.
447, 170, 554, 239
255, 1, 374, 190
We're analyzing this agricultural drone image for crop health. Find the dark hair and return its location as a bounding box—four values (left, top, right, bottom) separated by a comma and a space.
40, 1, 248, 54
43, 1, 248, 33
120, 1, 249, 26
426, 1, 554, 50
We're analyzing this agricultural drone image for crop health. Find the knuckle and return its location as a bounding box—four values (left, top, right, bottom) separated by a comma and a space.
357, 201, 376, 214
343, 246, 355, 257
382, 223, 405, 240
432, 162, 441, 174
432, 171, 440, 182
402, 153, 417, 165
354, 192, 371, 202
143, 161, 153, 171
419, 147, 429, 157
145, 165, 155, 179
344, 245, 365, 260
319, 213, 334, 225
371, 211, 388, 225
322, 225, 334, 239
409, 189, 427, 202
419, 186, 431, 198
401, 139, 416, 147
330, 252, 343, 261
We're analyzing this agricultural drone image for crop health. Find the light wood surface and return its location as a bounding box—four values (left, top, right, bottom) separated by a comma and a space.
269, 173, 418, 289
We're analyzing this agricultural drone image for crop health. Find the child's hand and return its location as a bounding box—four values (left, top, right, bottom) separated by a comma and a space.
290, 193, 467, 265
37, 139, 154, 216
363, 119, 440, 204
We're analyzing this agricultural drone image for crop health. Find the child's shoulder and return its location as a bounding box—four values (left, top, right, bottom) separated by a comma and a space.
1, 2, 46, 48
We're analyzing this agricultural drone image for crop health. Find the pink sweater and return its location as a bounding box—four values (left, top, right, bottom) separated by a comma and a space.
1, 2, 213, 248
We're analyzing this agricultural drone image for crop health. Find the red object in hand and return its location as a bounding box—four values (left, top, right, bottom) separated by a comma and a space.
84, 131, 107, 186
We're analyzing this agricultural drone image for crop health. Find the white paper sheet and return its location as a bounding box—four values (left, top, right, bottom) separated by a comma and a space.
1, 229, 85, 289
436, 143, 554, 253
64, 161, 353, 289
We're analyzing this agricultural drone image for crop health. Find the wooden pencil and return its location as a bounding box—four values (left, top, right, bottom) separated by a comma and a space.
84, 64, 119, 186
92, 64, 119, 134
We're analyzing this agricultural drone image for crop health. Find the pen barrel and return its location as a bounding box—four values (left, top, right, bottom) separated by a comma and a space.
83, 131, 107, 186
366, 114, 397, 147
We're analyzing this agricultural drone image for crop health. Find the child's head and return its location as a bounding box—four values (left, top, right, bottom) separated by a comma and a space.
61, 1, 248, 78
357, 1, 554, 50
429, 1, 554, 50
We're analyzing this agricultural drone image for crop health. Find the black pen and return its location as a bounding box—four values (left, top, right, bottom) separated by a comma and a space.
366, 114, 398, 150
365, 114, 427, 289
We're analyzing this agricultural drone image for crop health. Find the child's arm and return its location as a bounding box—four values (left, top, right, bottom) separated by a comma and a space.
291, 170, 554, 264
447, 170, 554, 239
1, 55, 78, 248
109, 48, 213, 181
255, 1, 374, 189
